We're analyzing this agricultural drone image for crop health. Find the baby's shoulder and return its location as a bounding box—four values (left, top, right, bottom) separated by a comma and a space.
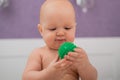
32, 47, 45, 53
29, 47, 46, 57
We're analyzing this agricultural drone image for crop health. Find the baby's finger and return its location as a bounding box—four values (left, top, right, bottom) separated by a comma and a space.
56, 59, 66, 65
64, 54, 76, 61
55, 59, 72, 69
68, 52, 79, 58
60, 60, 72, 69
74, 47, 82, 52
74, 47, 87, 55
74, 48, 89, 59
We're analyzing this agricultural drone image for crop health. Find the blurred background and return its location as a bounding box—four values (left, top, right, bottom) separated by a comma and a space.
0, 0, 120, 80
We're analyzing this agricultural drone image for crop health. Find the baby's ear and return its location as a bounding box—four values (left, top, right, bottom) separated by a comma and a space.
38, 24, 43, 36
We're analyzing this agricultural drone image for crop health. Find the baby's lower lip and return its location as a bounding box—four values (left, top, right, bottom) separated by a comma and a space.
56, 39, 65, 41
56, 39, 66, 43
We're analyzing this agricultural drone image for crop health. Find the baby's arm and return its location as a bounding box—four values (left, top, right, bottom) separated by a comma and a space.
22, 49, 72, 80
65, 48, 97, 80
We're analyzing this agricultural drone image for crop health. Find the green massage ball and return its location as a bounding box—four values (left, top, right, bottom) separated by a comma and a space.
58, 42, 77, 59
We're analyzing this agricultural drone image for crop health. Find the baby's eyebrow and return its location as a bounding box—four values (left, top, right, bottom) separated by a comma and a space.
65, 23, 77, 26
42, 23, 54, 27
48, 24, 54, 26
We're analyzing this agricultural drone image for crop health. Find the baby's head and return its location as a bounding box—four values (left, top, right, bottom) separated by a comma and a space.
38, 0, 76, 50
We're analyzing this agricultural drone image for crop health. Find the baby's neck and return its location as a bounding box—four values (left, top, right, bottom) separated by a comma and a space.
45, 46, 58, 53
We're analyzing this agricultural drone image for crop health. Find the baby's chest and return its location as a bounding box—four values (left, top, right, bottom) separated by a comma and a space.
43, 59, 79, 80
42, 57, 76, 71
61, 74, 79, 80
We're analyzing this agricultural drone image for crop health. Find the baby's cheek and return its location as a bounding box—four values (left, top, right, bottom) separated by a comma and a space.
70, 30, 75, 38
68, 35, 75, 42
46, 33, 54, 40
43, 34, 53, 44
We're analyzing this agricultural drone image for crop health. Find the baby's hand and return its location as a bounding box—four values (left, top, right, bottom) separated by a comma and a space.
65, 48, 98, 80
46, 55, 72, 80
65, 47, 91, 71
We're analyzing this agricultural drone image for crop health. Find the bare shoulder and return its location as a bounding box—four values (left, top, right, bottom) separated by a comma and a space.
25, 47, 46, 71
29, 48, 44, 57
30, 47, 45, 56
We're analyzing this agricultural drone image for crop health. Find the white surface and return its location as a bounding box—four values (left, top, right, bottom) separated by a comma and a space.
0, 37, 120, 80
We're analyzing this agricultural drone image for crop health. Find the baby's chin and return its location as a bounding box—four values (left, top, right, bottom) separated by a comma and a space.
48, 45, 60, 50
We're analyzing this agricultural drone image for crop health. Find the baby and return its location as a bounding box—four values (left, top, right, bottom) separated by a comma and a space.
22, 0, 97, 80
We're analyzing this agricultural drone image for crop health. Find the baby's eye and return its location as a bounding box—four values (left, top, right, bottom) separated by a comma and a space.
49, 28, 56, 31
64, 27, 71, 30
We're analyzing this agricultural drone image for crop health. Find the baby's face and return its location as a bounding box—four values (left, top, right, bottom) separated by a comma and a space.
39, 1, 76, 50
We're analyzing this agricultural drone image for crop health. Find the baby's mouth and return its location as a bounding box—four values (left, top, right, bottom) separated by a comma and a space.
55, 39, 66, 43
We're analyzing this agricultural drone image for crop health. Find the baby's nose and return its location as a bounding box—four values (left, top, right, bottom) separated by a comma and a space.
56, 30, 64, 36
